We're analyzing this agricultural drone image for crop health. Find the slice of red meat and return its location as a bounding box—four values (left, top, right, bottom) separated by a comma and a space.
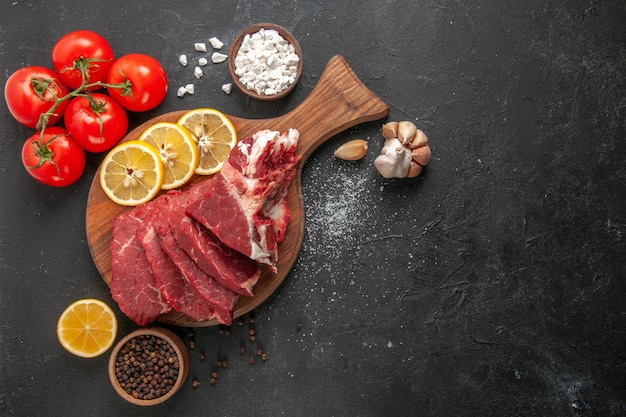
186, 128, 300, 271
154, 185, 260, 297
138, 225, 217, 322
159, 228, 238, 325
110, 205, 171, 326
169, 214, 260, 296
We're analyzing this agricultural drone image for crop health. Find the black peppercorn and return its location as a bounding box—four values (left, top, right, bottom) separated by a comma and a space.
114, 334, 180, 401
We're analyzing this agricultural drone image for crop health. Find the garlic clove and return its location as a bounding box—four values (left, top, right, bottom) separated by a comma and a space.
397, 121, 418, 145
407, 129, 428, 149
407, 161, 423, 178
334, 139, 368, 161
381, 121, 398, 140
412, 144, 432, 166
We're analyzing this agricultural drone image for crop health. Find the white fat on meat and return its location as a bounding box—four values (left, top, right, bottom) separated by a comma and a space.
238, 128, 299, 177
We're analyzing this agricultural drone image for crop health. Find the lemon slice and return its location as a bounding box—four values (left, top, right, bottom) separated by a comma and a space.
100, 140, 164, 206
177, 108, 237, 175
138, 122, 199, 190
57, 298, 118, 358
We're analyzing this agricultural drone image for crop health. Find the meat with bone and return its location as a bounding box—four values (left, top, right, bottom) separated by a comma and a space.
108, 128, 299, 325
186, 128, 300, 271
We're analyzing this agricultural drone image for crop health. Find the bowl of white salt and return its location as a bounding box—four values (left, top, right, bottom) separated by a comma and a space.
228, 23, 303, 101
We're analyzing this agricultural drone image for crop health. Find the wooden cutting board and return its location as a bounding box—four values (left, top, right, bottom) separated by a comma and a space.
85, 55, 390, 327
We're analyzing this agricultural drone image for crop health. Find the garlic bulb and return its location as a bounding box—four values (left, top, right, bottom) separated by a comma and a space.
374, 121, 431, 178
374, 138, 412, 178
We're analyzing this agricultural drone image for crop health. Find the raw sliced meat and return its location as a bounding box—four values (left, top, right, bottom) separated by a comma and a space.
159, 228, 238, 325
110, 178, 258, 325
153, 185, 260, 297
138, 225, 217, 322
186, 128, 300, 271
170, 214, 260, 296
110, 205, 171, 326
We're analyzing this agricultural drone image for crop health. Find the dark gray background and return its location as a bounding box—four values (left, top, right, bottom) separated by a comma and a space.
1, 1, 625, 416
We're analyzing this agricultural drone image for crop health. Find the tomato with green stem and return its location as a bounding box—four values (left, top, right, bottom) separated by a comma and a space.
106, 53, 168, 112
64, 93, 128, 153
4, 66, 70, 129
52, 30, 115, 91
21, 127, 86, 187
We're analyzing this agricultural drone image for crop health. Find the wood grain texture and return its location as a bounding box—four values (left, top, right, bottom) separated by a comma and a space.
85, 55, 389, 327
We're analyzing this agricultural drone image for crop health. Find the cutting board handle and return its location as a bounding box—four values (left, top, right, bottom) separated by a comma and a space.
287, 55, 390, 159
230, 55, 390, 157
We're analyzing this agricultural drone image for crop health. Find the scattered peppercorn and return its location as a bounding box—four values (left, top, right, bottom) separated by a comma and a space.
114, 334, 180, 401
189, 340, 196, 350
239, 344, 246, 354
216, 360, 223, 367
249, 335, 257, 342
249, 356, 256, 365
261, 353, 268, 361
192, 378, 200, 388
210, 377, 217, 385
211, 371, 218, 379
236, 318, 244, 326
256, 348, 264, 356
199, 351, 206, 361
249, 328, 256, 336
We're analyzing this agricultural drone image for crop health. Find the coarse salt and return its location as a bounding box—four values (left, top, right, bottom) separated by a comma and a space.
176, 83, 195, 97
179, 54, 188, 66
209, 37, 224, 49
211, 52, 228, 64
194, 66, 203, 79
194, 42, 207, 52
233, 28, 300, 96
198, 57, 208, 66
222, 83, 233, 94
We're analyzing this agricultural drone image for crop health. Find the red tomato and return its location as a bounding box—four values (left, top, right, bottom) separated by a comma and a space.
106, 53, 168, 112
51, 30, 114, 91
21, 127, 86, 187
4, 66, 70, 128
64, 93, 128, 153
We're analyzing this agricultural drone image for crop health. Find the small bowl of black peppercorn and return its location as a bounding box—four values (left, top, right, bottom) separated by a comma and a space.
108, 327, 189, 406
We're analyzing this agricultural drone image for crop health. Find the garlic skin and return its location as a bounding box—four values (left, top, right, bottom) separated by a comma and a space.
375, 121, 431, 178
334, 139, 368, 161
374, 138, 412, 178
382, 121, 398, 140
411, 144, 431, 166
397, 121, 417, 145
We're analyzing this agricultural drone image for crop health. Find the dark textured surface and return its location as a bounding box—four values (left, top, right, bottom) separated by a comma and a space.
1, 1, 625, 416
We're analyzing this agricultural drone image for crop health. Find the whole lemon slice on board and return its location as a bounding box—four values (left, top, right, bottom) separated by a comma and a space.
177, 108, 237, 175
56, 298, 118, 358
99, 140, 164, 206
138, 122, 199, 190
